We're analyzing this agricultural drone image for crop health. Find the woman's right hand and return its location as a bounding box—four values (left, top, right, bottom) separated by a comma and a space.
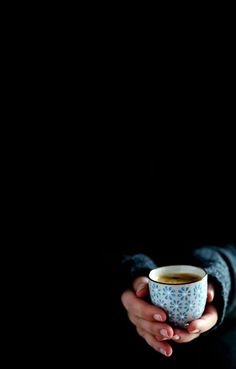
121, 276, 178, 357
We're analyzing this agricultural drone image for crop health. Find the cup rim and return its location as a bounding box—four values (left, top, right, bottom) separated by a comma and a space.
148, 264, 207, 285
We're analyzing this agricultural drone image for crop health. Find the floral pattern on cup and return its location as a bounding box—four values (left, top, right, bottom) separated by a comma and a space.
149, 266, 207, 327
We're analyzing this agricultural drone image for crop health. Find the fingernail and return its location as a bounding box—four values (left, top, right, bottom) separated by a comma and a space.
160, 329, 168, 338
189, 329, 200, 334
160, 348, 167, 356
153, 314, 162, 321
173, 335, 180, 340
137, 284, 146, 292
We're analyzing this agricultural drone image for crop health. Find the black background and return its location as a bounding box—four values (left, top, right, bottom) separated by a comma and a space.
86, 156, 235, 368
96, 156, 235, 248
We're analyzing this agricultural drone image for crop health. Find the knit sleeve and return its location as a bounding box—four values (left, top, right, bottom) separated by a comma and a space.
193, 245, 236, 327
119, 253, 157, 294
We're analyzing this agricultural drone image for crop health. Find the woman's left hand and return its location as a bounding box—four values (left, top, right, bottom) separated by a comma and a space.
172, 283, 218, 343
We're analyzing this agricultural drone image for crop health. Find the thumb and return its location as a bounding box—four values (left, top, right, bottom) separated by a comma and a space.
207, 283, 215, 303
133, 277, 149, 298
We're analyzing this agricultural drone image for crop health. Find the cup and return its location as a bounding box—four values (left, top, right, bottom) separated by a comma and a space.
149, 265, 207, 327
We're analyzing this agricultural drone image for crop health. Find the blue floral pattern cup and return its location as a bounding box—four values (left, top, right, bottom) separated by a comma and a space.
149, 265, 207, 328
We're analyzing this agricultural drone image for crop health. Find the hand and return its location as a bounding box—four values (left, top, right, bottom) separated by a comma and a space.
121, 277, 218, 357
121, 276, 175, 357
172, 283, 218, 343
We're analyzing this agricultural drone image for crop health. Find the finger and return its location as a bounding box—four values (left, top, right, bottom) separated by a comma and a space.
127, 311, 138, 326
187, 304, 218, 334
134, 318, 174, 340
136, 326, 145, 337
121, 290, 167, 322
172, 328, 200, 343
133, 277, 149, 298
143, 331, 173, 356
207, 283, 215, 302
128, 314, 173, 341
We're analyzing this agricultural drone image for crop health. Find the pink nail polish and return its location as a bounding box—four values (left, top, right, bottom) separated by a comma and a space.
160, 348, 166, 356
160, 329, 168, 337
153, 314, 162, 321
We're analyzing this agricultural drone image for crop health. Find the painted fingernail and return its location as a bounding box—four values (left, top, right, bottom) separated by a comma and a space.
189, 329, 200, 334
160, 329, 168, 337
173, 335, 180, 340
160, 348, 166, 356
153, 314, 162, 321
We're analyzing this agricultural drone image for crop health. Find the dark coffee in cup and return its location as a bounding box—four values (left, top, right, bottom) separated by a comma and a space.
155, 273, 202, 284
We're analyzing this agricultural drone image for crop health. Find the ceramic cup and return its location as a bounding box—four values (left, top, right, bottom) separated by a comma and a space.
149, 265, 207, 327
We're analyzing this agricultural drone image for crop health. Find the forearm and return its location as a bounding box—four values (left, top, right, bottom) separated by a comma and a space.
193, 244, 236, 326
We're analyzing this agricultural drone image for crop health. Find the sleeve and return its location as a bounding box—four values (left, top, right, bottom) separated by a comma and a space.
193, 244, 236, 327
119, 253, 157, 294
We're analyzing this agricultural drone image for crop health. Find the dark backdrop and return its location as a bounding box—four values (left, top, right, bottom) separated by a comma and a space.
94, 157, 235, 368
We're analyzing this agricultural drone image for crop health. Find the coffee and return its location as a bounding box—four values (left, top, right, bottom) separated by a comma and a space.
155, 273, 201, 284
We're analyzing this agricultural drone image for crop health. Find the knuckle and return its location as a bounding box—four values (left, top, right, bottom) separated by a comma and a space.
145, 335, 153, 347
137, 327, 144, 337
120, 293, 125, 306
121, 291, 129, 309
128, 312, 137, 325
137, 305, 143, 317
142, 320, 158, 335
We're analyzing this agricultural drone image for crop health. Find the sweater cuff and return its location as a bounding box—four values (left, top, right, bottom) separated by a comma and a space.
193, 247, 231, 328
119, 253, 157, 294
